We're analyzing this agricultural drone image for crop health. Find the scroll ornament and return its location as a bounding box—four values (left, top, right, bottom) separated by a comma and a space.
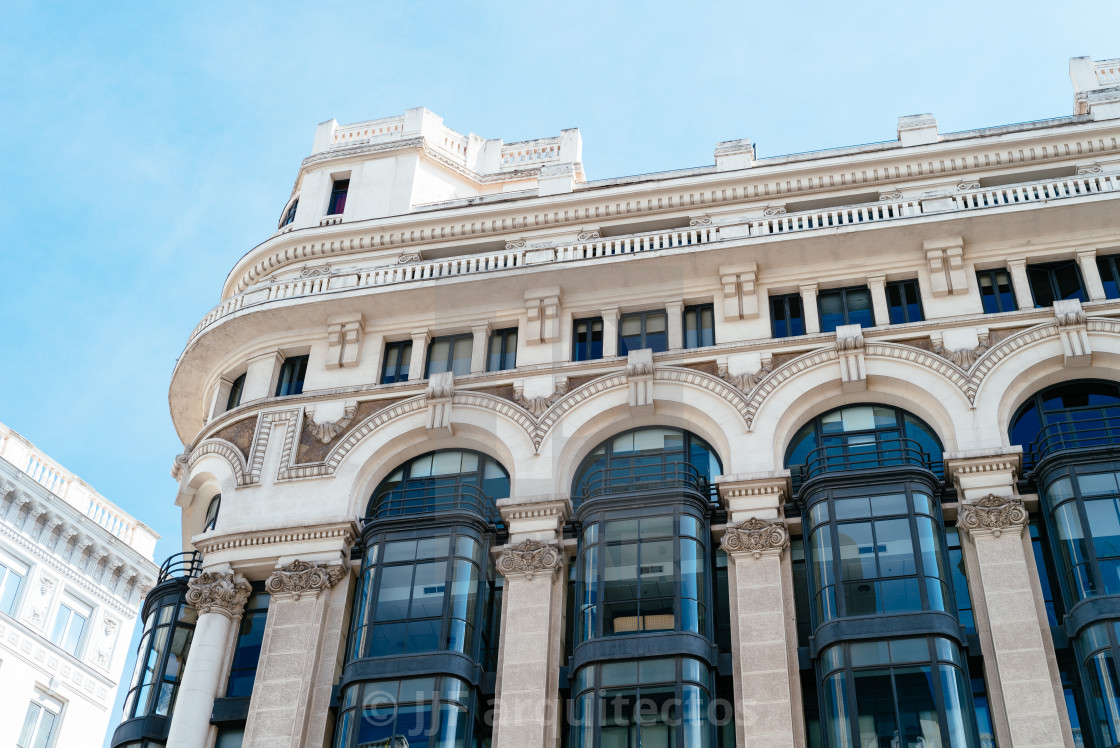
265, 560, 346, 601
496, 539, 564, 580
958, 494, 1028, 537
186, 571, 252, 618
720, 517, 789, 559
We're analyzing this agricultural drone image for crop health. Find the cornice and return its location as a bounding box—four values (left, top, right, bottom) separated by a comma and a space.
192, 520, 359, 555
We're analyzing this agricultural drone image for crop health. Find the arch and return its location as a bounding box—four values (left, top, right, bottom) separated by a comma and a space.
185, 439, 248, 486
366, 448, 510, 520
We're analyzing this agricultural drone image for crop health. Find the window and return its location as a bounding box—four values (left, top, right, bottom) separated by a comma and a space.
426, 334, 473, 378
327, 179, 349, 215
886, 279, 924, 324
1040, 468, 1120, 605
203, 495, 220, 533
122, 587, 197, 720
1097, 253, 1120, 299
618, 310, 667, 355
334, 676, 482, 748
274, 355, 308, 397
977, 269, 1018, 314
225, 584, 270, 698
1028, 260, 1087, 307
1076, 621, 1120, 748
278, 199, 298, 228
225, 373, 245, 411
381, 340, 412, 384
51, 597, 90, 656
368, 450, 510, 521
572, 317, 604, 362
819, 285, 874, 332
486, 328, 517, 372
771, 293, 805, 338
683, 304, 714, 349
1010, 380, 1120, 470
17, 692, 62, 748
0, 555, 26, 616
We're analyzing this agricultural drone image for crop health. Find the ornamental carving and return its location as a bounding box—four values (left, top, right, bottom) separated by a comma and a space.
879, 191, 902, 201
186, 571, 252, 618
762, 207, 786, 217
720, 518, 789, 558
505, 241, 526, 250
299, 263, 333, 278
396, 253, 422, 264
932, 334, 990, 370
496, 540, 564, 579
957, 495, 1029, 537
513, 383, 568, 418
304, 404, 357, 444
1056, 305, 1087, 327
576, 231, 600, 241
718, 363, 772, 392
1078, 165, 1103, 175
265, 560, 345, 601
957, 181, 981, 191
689, 217, 712, 226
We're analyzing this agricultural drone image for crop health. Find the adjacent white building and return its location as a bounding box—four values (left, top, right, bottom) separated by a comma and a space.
0, 422, 158, 748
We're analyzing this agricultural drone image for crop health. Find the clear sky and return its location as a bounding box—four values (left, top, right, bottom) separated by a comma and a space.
1, 1, 1118, 743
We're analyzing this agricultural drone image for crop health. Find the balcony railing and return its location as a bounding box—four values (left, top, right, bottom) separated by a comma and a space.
368, 482, 501, 526
157, 551, 203, 584
792, 437, 940, 491
1025, 410, 1120, 472
572, 460, 715, 507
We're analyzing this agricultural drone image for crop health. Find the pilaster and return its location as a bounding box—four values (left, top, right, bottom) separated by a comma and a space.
1006, 258, 1035, 311
600, 307, 620, 358
408, 330, 429, 381
799, 284, 820, 334
470, 321, 491, 374
665, 298, 684, 350
867, 274, 889, 325
1077, 248, 1107, 300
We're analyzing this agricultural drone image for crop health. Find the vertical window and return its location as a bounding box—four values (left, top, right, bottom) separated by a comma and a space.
1027, 260, 1087, 307
203, 495, 220, 533
0, 555, 26, 616
426, 334, 473, 378
381, 341, 413, 384
486, 328, 517, 372
17, 693, 61, 748
274, 355, 308, 397
279, 199, 298, 228
683, 304, 715, 349
327, 179, 349, 215
1097, 253, 1120, 300
226, 373, 246, 411
618, 310, 668, 355
226, 584, 270, 698
122, 591, 197, 720
886, 279, 924, 324
51, 597, 90, 656
572, 317, 604, 362
977, 269, 1018, 314
819, 286, 874, 332
771, 293, 805, 338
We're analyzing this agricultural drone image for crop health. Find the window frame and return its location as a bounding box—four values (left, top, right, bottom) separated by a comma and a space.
1026, 259, 1087, 308
486, 328, 518, 372
976, 268, 1019, 314
203, 495, 220, 533
818, 284, 875, 332
326, 178, 349, 216
425, 333, 474, 378
0, 549, 29, 617
225, 582, 270, 698
885, 278, 925, 324
618, 309, 669, 355
380, 340, 413, 384
278, 198, 298, 228
122, 586, 198, 721
274, 354, 309, 397
572, 316, 604, 362
50, 595, 91, 657
1097, 253, 1120, 300
770, 292, 805, 339
17, 691, 63, 748
225, 373, 246, 411
682, 304, 715, 349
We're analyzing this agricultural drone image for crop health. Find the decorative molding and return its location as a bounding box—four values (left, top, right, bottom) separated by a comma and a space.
689, 216, 712, 226
1078, 164, 1103, 175
762, 206, 786, 217
425, 372, 455, 435
576, 230, 600, 241
185, 438, 250, 485
186, 571, 252, 619
171, 443, 192, 480
298, 263, 333, 278
396, 252, 422, 264
720, 517, 790, 558
304, 404, 357, 444
265, 560, 345, 601
718, 362, 772, 393
878, 191, 903, 201
932, 331, 990, 370
957, 494, 1029, 538
626, 349, 655, 413
495, 540, 564, 580
513, 382, 568, 417
957, 181, 981, 191
193, 522, 358, 555
836, 324, 866, 391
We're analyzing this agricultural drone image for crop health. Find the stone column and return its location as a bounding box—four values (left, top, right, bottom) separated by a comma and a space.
166, 571, 252, 748
1077, 248, 1107, 300
717, 473, 803, 748
1006, 258, 1036, 310
242, 559, 347, 748
601, 307, 620, 357
946, 450, 1072, 748
799, 284, 820, 334
492, 496, 571, 748
867, 274, 889, 326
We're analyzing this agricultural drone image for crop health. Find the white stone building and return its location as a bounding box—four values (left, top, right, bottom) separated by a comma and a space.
0, 421, 158, 748
124, 56, 1120, 747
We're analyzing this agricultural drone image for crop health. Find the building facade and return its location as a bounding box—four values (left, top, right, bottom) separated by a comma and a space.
0, 421, 159, 748
130, 56, 1120, 747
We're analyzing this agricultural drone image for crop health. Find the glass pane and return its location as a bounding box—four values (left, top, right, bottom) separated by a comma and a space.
410, 561, 447, 618
875, 518, 916, 577
602, 660, 638, 686
834, 497, 870, 520
417, 536, 450, 559
1053, 503, 1093, 601
872, 493, 908, 516
939, 665, 976, 747
894, 666, 944, 748
853, 669, 898, 747
18, 703, 40, 748
822, 672, 853, 748
837, 523, 876, 582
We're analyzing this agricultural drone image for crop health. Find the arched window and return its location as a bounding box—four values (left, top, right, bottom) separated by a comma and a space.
278, 198, 298, 228
1010, 380, 1120, 471
203, 495, 220, 532
367, 450, 509, 523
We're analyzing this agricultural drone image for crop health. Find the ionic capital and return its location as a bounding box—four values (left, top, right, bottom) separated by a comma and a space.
186, 571, 252, 618
265, 560, 345, 601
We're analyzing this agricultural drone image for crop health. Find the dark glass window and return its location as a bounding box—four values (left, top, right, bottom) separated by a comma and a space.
327, 179, 349, 215
225, 584, 269, 698
121, 589, 197, 720
225, 373, 245, 411
1075, 621, 1120, 748
618, 310, 668, 355
334, 676, 484, 748
274, 355, 308, 397
487, 328, 517, 372
279, 199, 298, 228
771, 293, 805, 338
426, 334, 473, 378
819, 286, 874, 332
203, 495, 220, 533
683, 304, 715, 349
886, 279, 924, 324
381, 340, 412, 384
367, 450, 510, 522
1041, 467, 1120, 606
977, 269, 1018, 314
1098, 253, 1120, 300
1009, 380, 1120, 470
572, 317, 604, 362
1028, 260, 1087, 307
819, 637, 979, 748
945, 527, 975, 634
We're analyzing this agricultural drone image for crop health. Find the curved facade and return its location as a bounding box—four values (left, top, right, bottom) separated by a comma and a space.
135, 54, 1120, 748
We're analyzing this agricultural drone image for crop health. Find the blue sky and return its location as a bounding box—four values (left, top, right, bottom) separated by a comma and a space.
1, 1, 1118, 742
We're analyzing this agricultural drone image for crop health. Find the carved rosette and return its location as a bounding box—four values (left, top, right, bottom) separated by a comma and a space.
957, 495, 1029, 538
186, 571, 253, 618
496, 540, 564, 580
265, 560, 346, 601
720, 517, 790, 559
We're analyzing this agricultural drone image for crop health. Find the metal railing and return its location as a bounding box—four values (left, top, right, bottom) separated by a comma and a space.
157, 551, 203, 584
1025, 410, 1120, 471
792, 437, 939, 490
368, 481, 501, 525
572, 460, 715, 506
